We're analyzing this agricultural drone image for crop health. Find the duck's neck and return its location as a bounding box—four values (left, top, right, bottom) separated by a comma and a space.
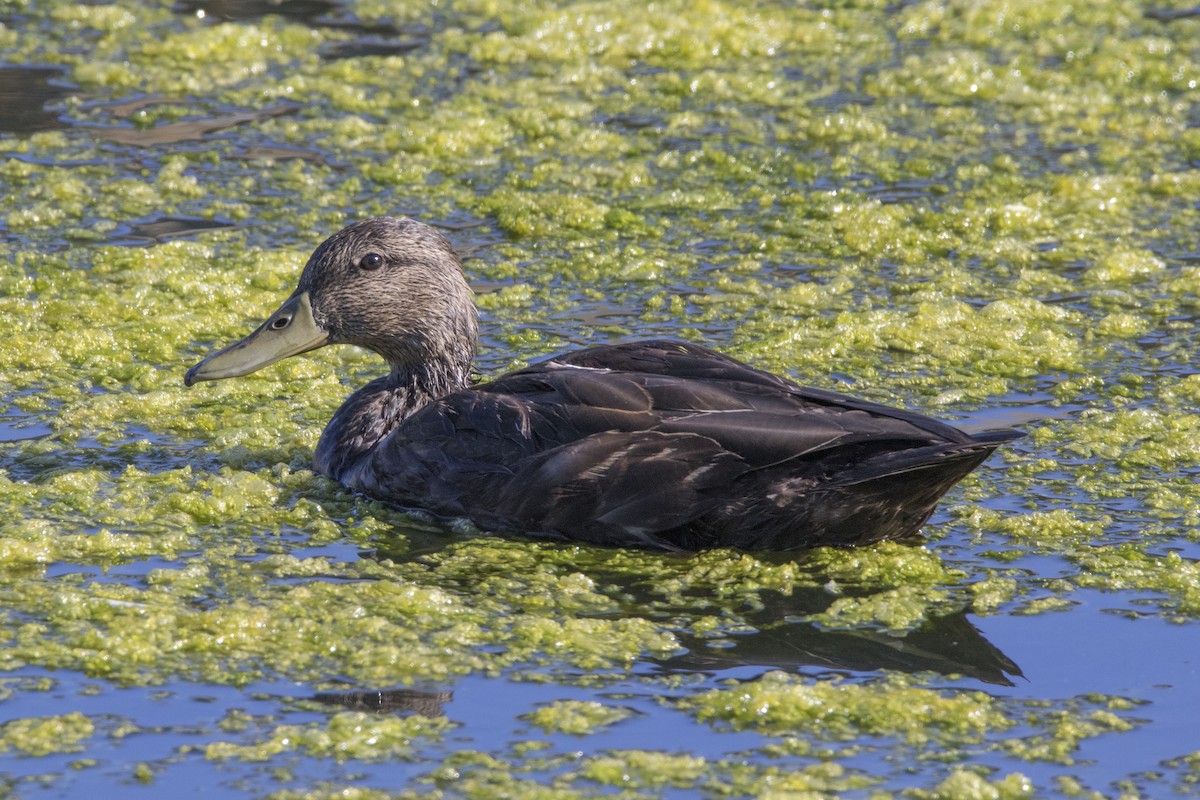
314, 359, 472, 482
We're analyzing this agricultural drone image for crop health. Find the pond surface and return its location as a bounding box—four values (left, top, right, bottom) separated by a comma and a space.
1, 0, 1199, 797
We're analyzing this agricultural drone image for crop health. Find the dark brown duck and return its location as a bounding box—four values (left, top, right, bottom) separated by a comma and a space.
186, 217, 1020, 550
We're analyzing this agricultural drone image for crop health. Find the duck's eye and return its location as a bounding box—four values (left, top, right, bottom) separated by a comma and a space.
358, 253, 385, 271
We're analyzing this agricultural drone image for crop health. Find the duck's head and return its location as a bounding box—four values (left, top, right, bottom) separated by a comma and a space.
185, 217, 477, 386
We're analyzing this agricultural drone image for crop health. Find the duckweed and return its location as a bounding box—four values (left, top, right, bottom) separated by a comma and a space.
689, 672, 1010, 744
0, 713, 94, 757
205, 711, 452, 763
522, 700, 634, 736
810, 585, 958, 633
908, 770, 1035, 800
1070, 546, 1200, 617
0, 548, 684, 686
1004, 707, 1138, 765
581, 751, 707, 789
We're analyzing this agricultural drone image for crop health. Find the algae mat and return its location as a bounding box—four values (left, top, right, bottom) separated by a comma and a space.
1, 0, 1199, 796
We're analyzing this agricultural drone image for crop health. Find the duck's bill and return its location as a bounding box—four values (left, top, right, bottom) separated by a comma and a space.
185, 292, 329, 386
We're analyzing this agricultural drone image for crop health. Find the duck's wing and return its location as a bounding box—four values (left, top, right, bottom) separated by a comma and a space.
351, 390, 751, 548
351, 339, 1016, 547
539, 339, 979, 446
489, 339, 990, 473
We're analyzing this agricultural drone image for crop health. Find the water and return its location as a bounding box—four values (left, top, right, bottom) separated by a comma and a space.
0, 408, 52, 443
0, 599, 1193, 797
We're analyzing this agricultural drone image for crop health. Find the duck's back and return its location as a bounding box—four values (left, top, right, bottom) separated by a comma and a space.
344, 340, 1018, 550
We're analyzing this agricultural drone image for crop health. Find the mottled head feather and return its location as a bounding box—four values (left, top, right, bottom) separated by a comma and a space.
298, 217, 477, 375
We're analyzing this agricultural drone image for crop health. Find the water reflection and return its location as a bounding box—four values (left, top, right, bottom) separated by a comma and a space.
106, 216, 235, 246
367, 540, 1022, 688
950, 388, 1084, 433
658, 588, 1022, 686
174, 0, 406, 38
0, 65, 72, 135
90, 103, 298, 147
320, 35, 427, 60
174, 0, 340, 23
312, 688, 453, 716
1145, 6, 1200, 22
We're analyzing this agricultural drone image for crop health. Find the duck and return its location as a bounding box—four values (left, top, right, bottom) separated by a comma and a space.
185, 217, 1021, 551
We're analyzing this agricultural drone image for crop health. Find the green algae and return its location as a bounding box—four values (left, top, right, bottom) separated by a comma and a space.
690, 673, 1143, 768
264, 789, 395, 800
1069, 546, 1200, 617
522, 700, 634, 736
906, 769, 1035, 800
366, 745, 880, 798
205, 711, 452, 763
808, 542, 966, 589
1004, 705, 1138, 766
580, 750, 707, 789
216, 678, 1138, 798
0, 565, 650, 687
0, 713, 94, 757
809, 585, 958, 633
689, 671, 1010, 745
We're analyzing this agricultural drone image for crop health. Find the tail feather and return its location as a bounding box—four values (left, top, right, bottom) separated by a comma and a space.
725, 429, 1020, 550
813, 435, 1015, 546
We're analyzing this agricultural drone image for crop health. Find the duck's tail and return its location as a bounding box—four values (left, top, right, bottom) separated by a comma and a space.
742, 428, 1022, 550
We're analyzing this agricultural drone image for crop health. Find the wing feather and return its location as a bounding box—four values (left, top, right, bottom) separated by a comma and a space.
341, 339, 1016, 548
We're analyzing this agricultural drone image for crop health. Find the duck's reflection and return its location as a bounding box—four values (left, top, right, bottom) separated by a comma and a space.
359, 543, 1022, 692
655, 587, 1022, 686
308, 599, 1017, 719
0, 66, 72, 135
173, 0, 339, 24
312, 688, 453, 717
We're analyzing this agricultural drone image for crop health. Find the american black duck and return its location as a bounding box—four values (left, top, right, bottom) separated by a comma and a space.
186, 217, 1020, 550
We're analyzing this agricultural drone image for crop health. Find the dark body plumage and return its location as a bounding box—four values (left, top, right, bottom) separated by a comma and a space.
339, 341, 1018, 550
186, 217, 1020, 551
